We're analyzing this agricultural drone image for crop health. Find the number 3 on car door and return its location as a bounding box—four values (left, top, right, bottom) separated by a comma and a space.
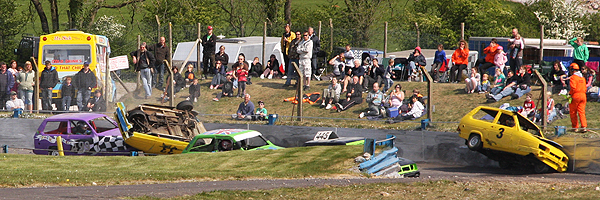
497, 128, 504, 139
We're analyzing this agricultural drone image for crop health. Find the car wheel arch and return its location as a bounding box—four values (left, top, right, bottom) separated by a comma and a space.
467, 133, 483, 151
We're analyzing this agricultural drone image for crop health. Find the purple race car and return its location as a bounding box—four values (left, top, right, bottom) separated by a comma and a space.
33, 113, 135, 156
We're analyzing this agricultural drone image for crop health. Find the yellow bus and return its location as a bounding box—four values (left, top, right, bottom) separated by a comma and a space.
37, 31, 114, 109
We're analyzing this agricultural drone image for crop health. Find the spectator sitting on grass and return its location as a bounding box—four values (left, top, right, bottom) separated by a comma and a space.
398, 96, 424, 121
465, 67, 480, 94
490, 67, 506, 95
213, 74, 234, 101
232, 94, 254, 120
184, 64, 196, 86
336, 76, 363, 112
521, 93, 536, 119
342, 60, 365, 93
359, 82, 384, 118
487, 65, 530, 102
478, 74, 490, 94
388, 84, 404, 109
254, 101, 268, 121
549, 61, 567, 94
210, 60, 227, 90
321, 77, 341, 110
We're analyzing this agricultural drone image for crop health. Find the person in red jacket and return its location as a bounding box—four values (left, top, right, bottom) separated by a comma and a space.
450, 40, 469, 83
569, 63, 587, 132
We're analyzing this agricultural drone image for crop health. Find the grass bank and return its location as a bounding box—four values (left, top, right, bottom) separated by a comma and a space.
0, 145, 362, 188
133, 180, 600, 200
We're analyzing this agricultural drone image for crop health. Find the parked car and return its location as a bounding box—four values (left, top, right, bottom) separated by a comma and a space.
182, 129, 283, 153
33, 113, 134, 156
457, 106, 569, 173
115, 101, 205, 155
304, 131, 364, 146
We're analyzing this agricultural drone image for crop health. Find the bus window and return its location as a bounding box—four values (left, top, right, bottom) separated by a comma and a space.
43, 44, 91, 65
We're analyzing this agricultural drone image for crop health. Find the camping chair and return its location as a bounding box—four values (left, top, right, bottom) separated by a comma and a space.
437, 59, 451, 83
393, 58, 408, 81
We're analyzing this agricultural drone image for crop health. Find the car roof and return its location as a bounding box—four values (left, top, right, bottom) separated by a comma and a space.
199, 129, 263, 141
45, 113, 108, 121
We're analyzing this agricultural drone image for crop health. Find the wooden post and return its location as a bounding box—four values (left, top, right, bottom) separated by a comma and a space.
329, 18, 333, 53
415, 22, 420, 47
136, 35, 141, 90
384, 22, 388, 58
421, 66, 433, 122
169, 22, 174, 107
31, 57, 40, 113
540, 25, 544, 65
112, 71, 131, 93
534, 70, 548, 131
197, 23, 201, 75
293, 62, 303, 121
461, 23, 465, 41
318, 21, 322, 39
263, 22, 267, 67
155, 15, 161, 43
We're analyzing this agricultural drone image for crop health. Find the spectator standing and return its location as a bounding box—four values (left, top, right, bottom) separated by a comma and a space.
39, 60, 57, 111
475, 38, 499, 76
215, 45, 229, 68
254, 101, 268, 121
508, 29, 524, 73
431, 44, 447, 83
297, 32, 313, 91
0, 63, 14, 109
130, 43, 155, 99
188, 78, 201, 102
567, 37, 589, 69
336, 76, 363, 112
284, 32, 302, 87
148, 37, 170, 90
321, 77, 341, 110
61, 77, 75, 111
5, 91, 23, 111
406, 47, 426, 82
86, 90, 106, 112
201, 26, 216, 79
450, 40, 469, 83
359, 82, 384, 118
308, 27, 321, 80
281, 24, 296, 76
383, 59, 394, 93
74, 62, 97, 111
232, 94, 255, 120
8, 60, 18, 92
235, 59, 248, 98
568, 63, 587, 132
231, 54, 249, 96
17, 61, 34, 113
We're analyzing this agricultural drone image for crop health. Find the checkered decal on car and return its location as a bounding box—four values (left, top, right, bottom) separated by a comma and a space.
92, 136, 128, 152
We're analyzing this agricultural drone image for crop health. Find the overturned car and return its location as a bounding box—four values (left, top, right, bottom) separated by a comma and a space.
115, 101, 206, 155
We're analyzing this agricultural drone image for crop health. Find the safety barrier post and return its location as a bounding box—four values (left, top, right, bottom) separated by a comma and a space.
56, 136, 65, 156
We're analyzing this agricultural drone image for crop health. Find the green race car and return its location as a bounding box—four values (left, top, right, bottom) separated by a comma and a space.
182, 129, 283, 153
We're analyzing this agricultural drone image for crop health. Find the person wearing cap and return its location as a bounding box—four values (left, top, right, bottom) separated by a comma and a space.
281, 24, 296, 76
5, 91, 23, 111
39, 60, 58, 110
568, 63, 587, 132
0, 62, 14, 110
406, 46, 426, 82
254, 101, 268, 121
130, 42, 156, 99
201, 26, 216, 79
148, 36, 170, 90
17, 61, 35, 113
73, 62, 97, 111
475, 38, 499, 76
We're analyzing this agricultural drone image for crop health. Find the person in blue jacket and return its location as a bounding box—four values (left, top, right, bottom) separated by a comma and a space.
431, 44, 447, 83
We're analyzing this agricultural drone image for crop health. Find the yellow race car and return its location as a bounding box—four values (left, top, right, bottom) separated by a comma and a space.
457, 106, 569, 173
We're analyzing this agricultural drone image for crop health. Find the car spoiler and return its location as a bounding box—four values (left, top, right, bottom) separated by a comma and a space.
115, 102, 133, 139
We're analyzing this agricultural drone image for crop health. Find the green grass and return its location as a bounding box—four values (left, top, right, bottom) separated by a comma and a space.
117, 76, 600, 135
0, 145, 362, 187
132, 180, 600, 199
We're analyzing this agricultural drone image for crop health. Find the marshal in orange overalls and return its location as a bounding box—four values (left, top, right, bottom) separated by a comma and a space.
569, 64, 587, 129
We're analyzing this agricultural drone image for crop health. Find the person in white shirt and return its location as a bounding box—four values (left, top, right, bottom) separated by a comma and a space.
6, 91, 24, 111
401, 96, 424, 120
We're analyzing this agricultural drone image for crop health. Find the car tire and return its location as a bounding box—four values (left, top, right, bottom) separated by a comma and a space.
534, 163, 550, 173
176, 100, 194, 111
467, 134, 482, 151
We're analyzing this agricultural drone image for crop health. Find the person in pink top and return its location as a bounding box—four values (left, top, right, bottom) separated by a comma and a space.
494, 46, 508, 70
232, 54, 249, 98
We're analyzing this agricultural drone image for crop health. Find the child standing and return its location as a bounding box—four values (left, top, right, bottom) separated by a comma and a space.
235, 64, 248, 97
188, 78, 200, 102
61, 77, 75, 111
478, 74, 490, 93
254, 101, 268, 121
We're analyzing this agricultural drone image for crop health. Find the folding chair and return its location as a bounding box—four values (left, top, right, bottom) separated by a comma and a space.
438, 59, 450, 83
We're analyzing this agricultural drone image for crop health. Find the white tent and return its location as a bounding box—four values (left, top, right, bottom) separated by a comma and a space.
172, 36, 284, 71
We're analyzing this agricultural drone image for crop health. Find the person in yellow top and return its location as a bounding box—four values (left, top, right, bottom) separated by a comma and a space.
568, 63, 587, 132
281, 24, 296, 76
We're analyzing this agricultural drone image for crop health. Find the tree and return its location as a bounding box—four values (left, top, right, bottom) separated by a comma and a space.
533, 0, 588, 39
343, 0, 383, 47
216, 0, 267, 37
0, 0, 31, 60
